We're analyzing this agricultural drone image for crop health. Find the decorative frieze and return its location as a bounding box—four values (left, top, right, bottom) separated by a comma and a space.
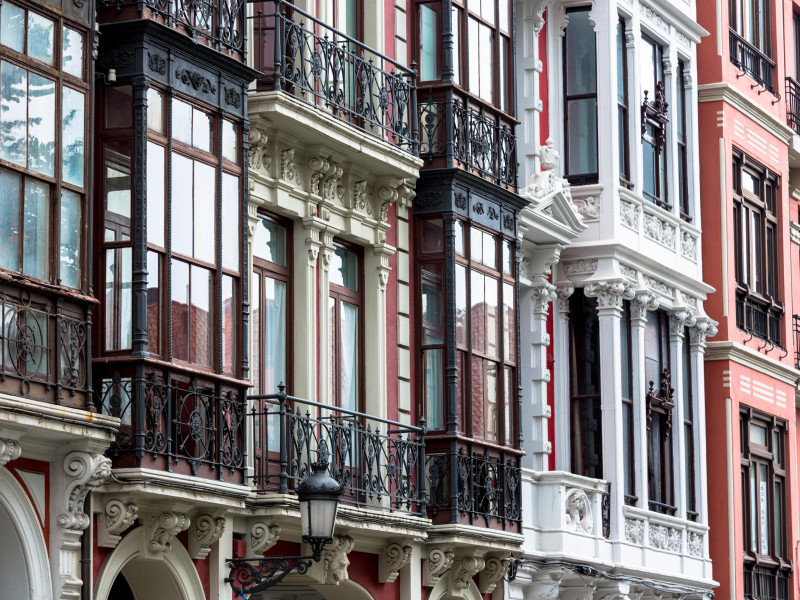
681, 231, 698, 261
644, 276, 672, 298
573, 194, 599, 221
620, 199, 641, 230
687, 531, 704, 557
280, 148, 296, 181
248, 128, 270, 173
649, 524, 682, 552
562, 259, 598, 276
643, 213, 676, 248
624, 518, 645, 545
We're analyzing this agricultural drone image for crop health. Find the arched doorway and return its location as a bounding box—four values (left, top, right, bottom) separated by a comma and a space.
94, 526, 205, 600
246, 581, 375, 600
0, 469, 51, 600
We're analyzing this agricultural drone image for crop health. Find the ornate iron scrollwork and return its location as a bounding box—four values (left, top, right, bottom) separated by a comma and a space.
641, 81, 669, 153
646, 368, 675, 434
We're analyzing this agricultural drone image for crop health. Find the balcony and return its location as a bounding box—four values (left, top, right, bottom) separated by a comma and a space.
249, 1, 417, 154
743, 561, 791, 600
729, 29, 775, 94
0, 282, 91, 410
426, 441, 522, 533
419, 91, 517, 189
249, 390, 426, 515
736, 291, 783, 349
94, 365, 246, 484
787, 78, 800, 135
98, 0, 246, 60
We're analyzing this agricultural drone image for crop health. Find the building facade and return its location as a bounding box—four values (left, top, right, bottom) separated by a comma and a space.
697, 1, 800, 599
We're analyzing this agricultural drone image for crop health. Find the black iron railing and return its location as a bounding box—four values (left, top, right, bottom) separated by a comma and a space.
419, 94, 517, 188
426, 446, 521, 529
786, 78, 800, 134
249, 1, 417, 153
736, 293, 783, 347
99, 0, 245, 57
794, 315, 800, 369
730, 29, 775, 93
249, 389, 426, 514
0, 285, 91, 407
743, 562, 791, 600
95, 369, 246, 482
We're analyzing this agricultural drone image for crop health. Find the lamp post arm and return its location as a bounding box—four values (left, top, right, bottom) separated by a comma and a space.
225, 556, 315, 596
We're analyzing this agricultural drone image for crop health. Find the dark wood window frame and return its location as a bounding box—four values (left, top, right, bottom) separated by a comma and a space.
640, 36, 669, 210
677, 60, 690, 222
621, 300, 636, 503
617, 16, 631, 189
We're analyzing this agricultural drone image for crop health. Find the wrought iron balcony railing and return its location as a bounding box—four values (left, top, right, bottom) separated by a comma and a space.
794, 315, 800, 370
99, 0, 246, 58
426, 444, 521, 531
249, 388, 426, 515
0, 284, 91, 409
786, 78, 800, 135
249, 1, 417, 153
729, 29, 776, 94
95, 367, 246, 483
419, 92, 517, 189
736, 291, 783, 348
743, 561, 791, 600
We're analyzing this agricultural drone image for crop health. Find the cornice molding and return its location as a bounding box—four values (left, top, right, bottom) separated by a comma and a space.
704, 341, 800, 387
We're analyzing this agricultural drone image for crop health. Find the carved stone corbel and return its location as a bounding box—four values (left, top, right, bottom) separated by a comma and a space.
308, 154, 331, 195
690, 316, 719, 348
98, 499, 138, 548
147, 512, 190, 556
352, 180, 374, 216
669, 309, 697, 338
479, 554, 511, 594
376, 177, 404, 222
584, 281, 635, 312
248, 127, 271, 174
556, 284, 575, 317
59, 452, 112, 531
451, 555, 485, 590
531, 283, 558, 315
379, 542, 413, 583
189, 514, 226, 559
321, 161, 344, 202
250, 522, 281, 554
319, 535, 355, 585
281, 148, 296, 182
631, 290, 660, 321
423, 546, 455, 587
0, 438, 21, 467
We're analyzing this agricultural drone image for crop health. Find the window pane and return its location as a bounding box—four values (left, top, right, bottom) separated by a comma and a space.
477, 21, 493, 103
171, 259, 190, 361
222, 274, 235, 373
565, 10, 596, 95
27, 12, 54, 65
621, 308, 632, 399
172, 98, 193, 145
503, 281, 515, 363
485, 276, 498, 359
499, 0, 509, 32
623, 402, 633, 495
27, 73, 55, 176
171, 153, 193, 256
775, 481, 783, 557
472, 356, 484, 437
420, 4, 437, 81
750, 423, 767, 445
253, 218, 287, 266
62, 87, 85, 186
423, 348, 443, 429
251, 273, 261, 395
190, 264, 212, 367
420, 218, 443, 253
222, 173, 239, 271
567, 98, 597, 176
222, 120, 237, 163
640, 38, 657, 99
105, 247, 132, 350
340, 301, 359, 412
263, 276, 286, 394
0, 168, 21, 271
104, 146, 131, 241
452, 7, 460, 85
759, 463, 768, 554
147, 87, 163, 133
749, 466, 757, 553
499, 36, 508, 112
192, 107, 211, 152
421, 264, 444, 344
0, 3, 24, 52
331, 246, 358, 291
643, 138, 656, 196
0, 61, 26, 166
23, 178, 49, 280
470, 226, 483, 264
194, 162, 216, 263
503, 366, 513, 444
105, 86, 132, 129
147, 142, 165, 247
482, 230, 497, 269
485, 361, 498, 441
60, 189, 81, 288
456, 264, 467, 346
62, 27, 83, 78
455, 219, 464, 256
480, 0, 494, 24
471, 271, 485, 354
146, 251, 159, 354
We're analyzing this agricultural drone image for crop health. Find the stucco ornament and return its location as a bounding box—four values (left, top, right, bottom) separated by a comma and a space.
148, 512, 190, 554
379, 542, 413, 583
98, 499, 138, 548
479, 554, 511, 594
59, 452, 112, 530
564, 488, 593, 534
584, 280, 636, 310
250, 521, 281, 554
190, 514, 226, 559
0, 437, 21, 466
451, 556, 485, 589
424, 546, 455, 586
624, 518, 645, 545
321, 535, 355, 585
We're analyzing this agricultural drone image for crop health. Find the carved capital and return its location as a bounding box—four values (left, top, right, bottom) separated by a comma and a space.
0, 438, 21, 467
423, 546, 455, 587
690, 317, 719, 348
451, 556, 485, 589
556, 284, 575, 316
669, 309, 697, 338
379, 542, 413, 583
479, 554, 511, 594
631, 291, 660, 321
584, 281, 635, 312
321, 535, 354, 585
148, 512, 190, 555
189, 514, 226, 559
59, 452, 111, 531
531, 284, 558, 315
98, 499, 138, 548
250, 522, 281, 554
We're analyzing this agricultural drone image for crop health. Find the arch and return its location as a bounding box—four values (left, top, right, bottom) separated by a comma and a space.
94, 525, 205, 600
426, 576, 484, 600
0, 468, 52, 600
311, 579, 374, 600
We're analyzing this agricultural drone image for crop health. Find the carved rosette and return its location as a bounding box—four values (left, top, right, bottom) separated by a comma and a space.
98, 499, 138, 548
321, 535, 355, 585
190, 515, 226, 559
451, 556, 485, 589
250, 522, 281, 554
59, 452, 112, 530
379, 542, 413, 583
479, 554, 511, 594
148, 512, 190, 555
584, 281, 635, 311
0, 438, 21, 466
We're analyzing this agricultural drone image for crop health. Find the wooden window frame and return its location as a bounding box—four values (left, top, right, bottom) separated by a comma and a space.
617, 16, 631, 188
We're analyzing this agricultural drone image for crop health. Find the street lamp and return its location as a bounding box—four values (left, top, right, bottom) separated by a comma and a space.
226, 459, 343, 598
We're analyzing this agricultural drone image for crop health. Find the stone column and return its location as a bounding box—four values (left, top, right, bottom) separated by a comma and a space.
364, 242, 394, 420
294, 219, 323, 402
584, 281, 634, 541
553, 284, 574, 472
